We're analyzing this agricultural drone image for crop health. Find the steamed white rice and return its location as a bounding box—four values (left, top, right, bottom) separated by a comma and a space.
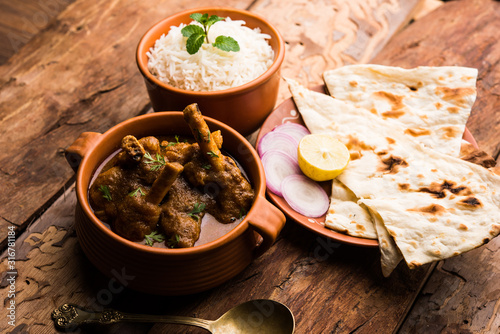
147, 18, 274, 92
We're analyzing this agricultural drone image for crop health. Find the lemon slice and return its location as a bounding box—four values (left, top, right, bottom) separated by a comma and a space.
298, 134, 350, 181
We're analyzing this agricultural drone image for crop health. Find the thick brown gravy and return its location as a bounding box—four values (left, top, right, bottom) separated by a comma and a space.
89, 136, 251, 248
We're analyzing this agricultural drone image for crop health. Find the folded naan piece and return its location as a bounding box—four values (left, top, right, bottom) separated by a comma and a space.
323, 64, 478, 157
369, 208, 403, 277
287, 79, 500, 273
325, 179, 377, 239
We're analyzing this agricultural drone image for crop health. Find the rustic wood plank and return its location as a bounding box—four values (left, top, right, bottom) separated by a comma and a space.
0, 0, 423, 249
249, 0, 423, 103
369, 0, 500, 332
0, 0, 76, 64
399, 238, 500, 333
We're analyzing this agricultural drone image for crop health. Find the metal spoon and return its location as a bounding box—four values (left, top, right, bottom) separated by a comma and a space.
51, 299, 295, 333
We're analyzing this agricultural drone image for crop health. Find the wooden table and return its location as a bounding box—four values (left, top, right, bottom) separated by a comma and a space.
1, 0, 499, 333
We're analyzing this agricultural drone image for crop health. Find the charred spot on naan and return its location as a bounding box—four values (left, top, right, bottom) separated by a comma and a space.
372, 91, 406, 119
440, 126, 461, 139
404, 127, 432, 137
408, 203, 446, 215
398, 183, 411, 191
407, 260, 421, 269
346, 135, 374, 160
458, 196, 482, 208
355, 223, 366, 232
418, 180, 471, 199
406, 81, 423, 91
490, 224, 500, 237
381, 110, 406, 119
378, 155, 409, 174
386, 137, 396, 145
435, 86, 476, 108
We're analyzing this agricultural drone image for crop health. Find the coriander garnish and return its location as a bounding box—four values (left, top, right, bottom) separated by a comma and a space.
167, 234, 180, 248
188, 202, 206, 221
195, 129, 203, 141
98, 185, 112, 201
239, 207, 247, 219
144, 152, 166, 171
144, 231, 166, 246
128, 187, 145, 197
166, 135, 181, 147
181, 13, 240, 55
207, 151, 219, 158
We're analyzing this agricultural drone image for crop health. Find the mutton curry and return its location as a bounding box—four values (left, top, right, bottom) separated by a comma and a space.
88, 104, 255, 248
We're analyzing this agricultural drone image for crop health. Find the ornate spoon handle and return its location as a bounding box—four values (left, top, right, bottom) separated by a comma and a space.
51, 303, 212, 331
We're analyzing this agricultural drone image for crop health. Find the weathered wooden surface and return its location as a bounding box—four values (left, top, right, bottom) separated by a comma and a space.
1, 0, 500, 333
0, 0, 76, 64
250, 0, 425, 104
370, 0, 500, 332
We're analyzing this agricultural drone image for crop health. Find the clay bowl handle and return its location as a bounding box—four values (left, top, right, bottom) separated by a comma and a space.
65, 132, 102, 172
247, 196, 286, 258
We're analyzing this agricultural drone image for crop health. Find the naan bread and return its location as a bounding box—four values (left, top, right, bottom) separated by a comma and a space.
323, 64, 478, 157
325, 179, 377, 239
287, 79, 500, 274
369, 208, 403, 277
320, 65, 478, 269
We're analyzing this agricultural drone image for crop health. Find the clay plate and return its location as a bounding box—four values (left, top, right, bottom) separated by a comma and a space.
256, 85, 478, 247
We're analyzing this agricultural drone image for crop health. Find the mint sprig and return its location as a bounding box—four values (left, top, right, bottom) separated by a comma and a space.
181, 13, 240, 55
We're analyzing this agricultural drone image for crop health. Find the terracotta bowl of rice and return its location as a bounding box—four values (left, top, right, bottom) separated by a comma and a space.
136, 7, 285, 136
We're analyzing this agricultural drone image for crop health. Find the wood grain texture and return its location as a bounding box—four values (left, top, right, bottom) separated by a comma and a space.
0, 0, 77, 64
370, 0, 500, 160
249, 0, 423, 103
399, 237, 500, 333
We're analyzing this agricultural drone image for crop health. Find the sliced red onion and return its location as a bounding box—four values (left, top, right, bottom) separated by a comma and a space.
281, 174, 329, 218
257, 131, 299, 161
272, 123, 311, 144
261, 150, 302, 197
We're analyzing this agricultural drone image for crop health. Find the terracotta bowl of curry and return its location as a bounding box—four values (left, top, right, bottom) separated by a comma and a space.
136, 7, 285, 136
65, 107, 286, 295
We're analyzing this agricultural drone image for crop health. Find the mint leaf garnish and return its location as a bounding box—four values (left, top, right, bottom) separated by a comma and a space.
213, 35, 240, 52
180, 13, 240, 55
